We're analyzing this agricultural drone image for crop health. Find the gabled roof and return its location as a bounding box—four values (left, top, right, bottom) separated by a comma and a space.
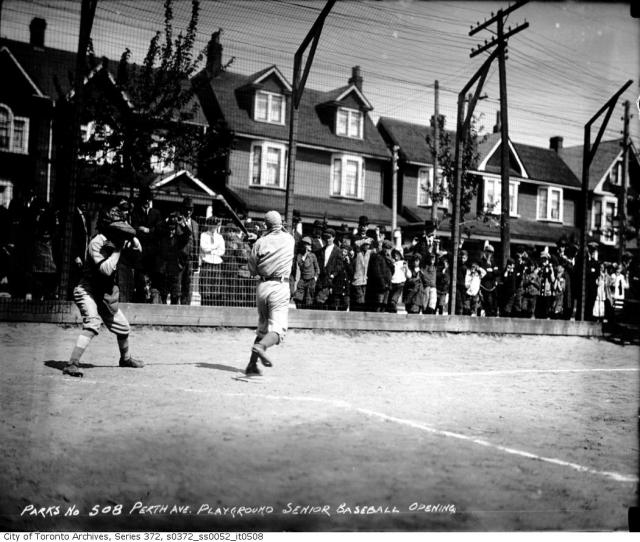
377, 116, 455, 165
320, 84, 373, 111
478, 133, 581, 188
150, 169, 217, 197
196, 69, 389, 159
561, 139, 633, 191
244, 65, 292, 93
0, 38, 77, 99
0, 45, 45, 97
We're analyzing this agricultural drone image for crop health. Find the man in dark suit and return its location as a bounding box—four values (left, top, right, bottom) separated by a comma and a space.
131, 188, 163, 303
315, 228, 345, 310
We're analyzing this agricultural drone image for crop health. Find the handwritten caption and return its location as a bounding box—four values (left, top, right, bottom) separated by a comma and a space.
17, 501, 456, 520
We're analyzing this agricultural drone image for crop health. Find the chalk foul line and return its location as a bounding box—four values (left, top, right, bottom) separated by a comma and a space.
397, 367, 639, 377
234, 391, 638, 485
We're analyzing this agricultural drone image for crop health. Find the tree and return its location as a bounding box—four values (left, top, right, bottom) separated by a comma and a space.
424, 113, 488, 236
77, 0, 232, 197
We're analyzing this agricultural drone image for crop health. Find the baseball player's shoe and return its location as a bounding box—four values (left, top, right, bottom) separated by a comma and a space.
251, 344, 273, 367
119, 356, 144, 368
62, 362, 83, 377
245, 362, 262, 377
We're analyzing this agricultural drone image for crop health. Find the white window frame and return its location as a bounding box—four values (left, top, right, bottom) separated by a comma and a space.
250, 141, 288, 189
608, 159, 623, 186
536, 186, 563, 222
417, 166, 449, 208
150, 134, 175, 174
0, 179, 13, 208
0, 104, 29, 155
331, 153, 364, 199
80, 121, 117, 165
482, 176, 519, 216
335, 107, 363, 139
254, 90, 285, 125
591, 196, 618, 245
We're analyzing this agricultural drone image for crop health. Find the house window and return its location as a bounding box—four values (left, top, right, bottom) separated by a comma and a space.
537, 186, 563, 222
150, 134, 175, 174
254, 91, 285, 125
417, 166, 448, 207
592, 200, 602, 230
250, 141, 287, 188
0, 179, 13, 208
482, 177, 518, 215
331, 154, 364, 198
603, 201, 616, 241
336, 108, 363, 139
80, 121, 117, 165
0, 104, 29, 154
608, 159, 623, 186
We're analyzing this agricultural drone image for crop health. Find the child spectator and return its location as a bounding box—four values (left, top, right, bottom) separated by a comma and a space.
500, 258, 517, 317
551, 263, 570, 319
387, 248, 408, 313
455, 250, 470, 315
351, 237, 372, 312
521, 263, 541, 319
435, 255, 450, 315
536, 249, 556, 318
293, 236, 320, 309
421, 251, 437, 314
464, 260, 486, 316
611, 263, 629, 315
403, 254, 425, 314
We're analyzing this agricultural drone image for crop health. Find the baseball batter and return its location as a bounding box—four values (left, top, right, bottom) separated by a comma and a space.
244, 210, 295, 377
63, 207, 144, 377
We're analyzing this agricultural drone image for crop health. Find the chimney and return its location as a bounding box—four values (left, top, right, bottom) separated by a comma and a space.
29, 17, 47, 48
206, 29, 223, 76
349, 66, 363, 91
550, 136, 564, 154
493, 110, 501, 134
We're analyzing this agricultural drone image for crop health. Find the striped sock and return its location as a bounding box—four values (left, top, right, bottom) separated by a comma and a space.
117, 335, 130, 361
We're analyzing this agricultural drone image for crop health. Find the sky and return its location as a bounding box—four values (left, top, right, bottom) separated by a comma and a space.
2, 0, 639, 150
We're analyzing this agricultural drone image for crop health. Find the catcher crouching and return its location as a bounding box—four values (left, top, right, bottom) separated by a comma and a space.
63, 207, 144, 377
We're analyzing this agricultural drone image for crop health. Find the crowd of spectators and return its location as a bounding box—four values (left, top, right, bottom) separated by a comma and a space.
0, 194, 637, 324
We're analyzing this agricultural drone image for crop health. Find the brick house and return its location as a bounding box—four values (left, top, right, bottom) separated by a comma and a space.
193, 33, 398, 230
377, 116, 582, 257
560, 138, 640, 255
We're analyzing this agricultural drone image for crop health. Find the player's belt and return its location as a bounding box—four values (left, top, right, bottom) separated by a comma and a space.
261, 275, 289, 283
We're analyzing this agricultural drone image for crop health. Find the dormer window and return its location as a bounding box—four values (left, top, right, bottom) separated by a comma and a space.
255, 90, 285, 125
0, 104, 29, 154
608, 159, 623, 186
336, 107, 363, 139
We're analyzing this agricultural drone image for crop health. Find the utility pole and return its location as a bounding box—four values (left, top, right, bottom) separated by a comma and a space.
431, 80, 440, 224
618, 100, 630, 262
577, 79, 632, 320
470, 0, 529, 268
59, 0, 98, 300
284, 0, 335, 228
448, 48, 499, 315
391, 145, 399, 232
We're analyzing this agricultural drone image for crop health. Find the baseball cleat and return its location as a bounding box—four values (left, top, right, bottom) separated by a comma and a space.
62, 363, 83, 377
119, 356, 144, 368
251, 344, 274, 367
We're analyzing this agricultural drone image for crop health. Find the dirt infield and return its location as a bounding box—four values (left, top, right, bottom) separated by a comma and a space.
0, 322, 638, 532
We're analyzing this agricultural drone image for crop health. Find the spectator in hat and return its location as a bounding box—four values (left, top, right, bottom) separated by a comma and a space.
178, 197, 199, 305
403, 253, 425, 314
521, 262, 541, 319
156, 212, 191, 304
464, 260, 486, 316
412, 220, 438, 270
351, 237, 372, 312
366, 238, 394, 312
292, 236, 319, 309
315, 228, 346, 310
536, 247, 556, 318
584, 241, 600, 320
479, 242, 499, 317
500, 258, 517, 317
131, 187, 163, 303
455, 249, 470, 315
199, 216, 225, 306
352, 215, 370, 245
311, 219, 326, 252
